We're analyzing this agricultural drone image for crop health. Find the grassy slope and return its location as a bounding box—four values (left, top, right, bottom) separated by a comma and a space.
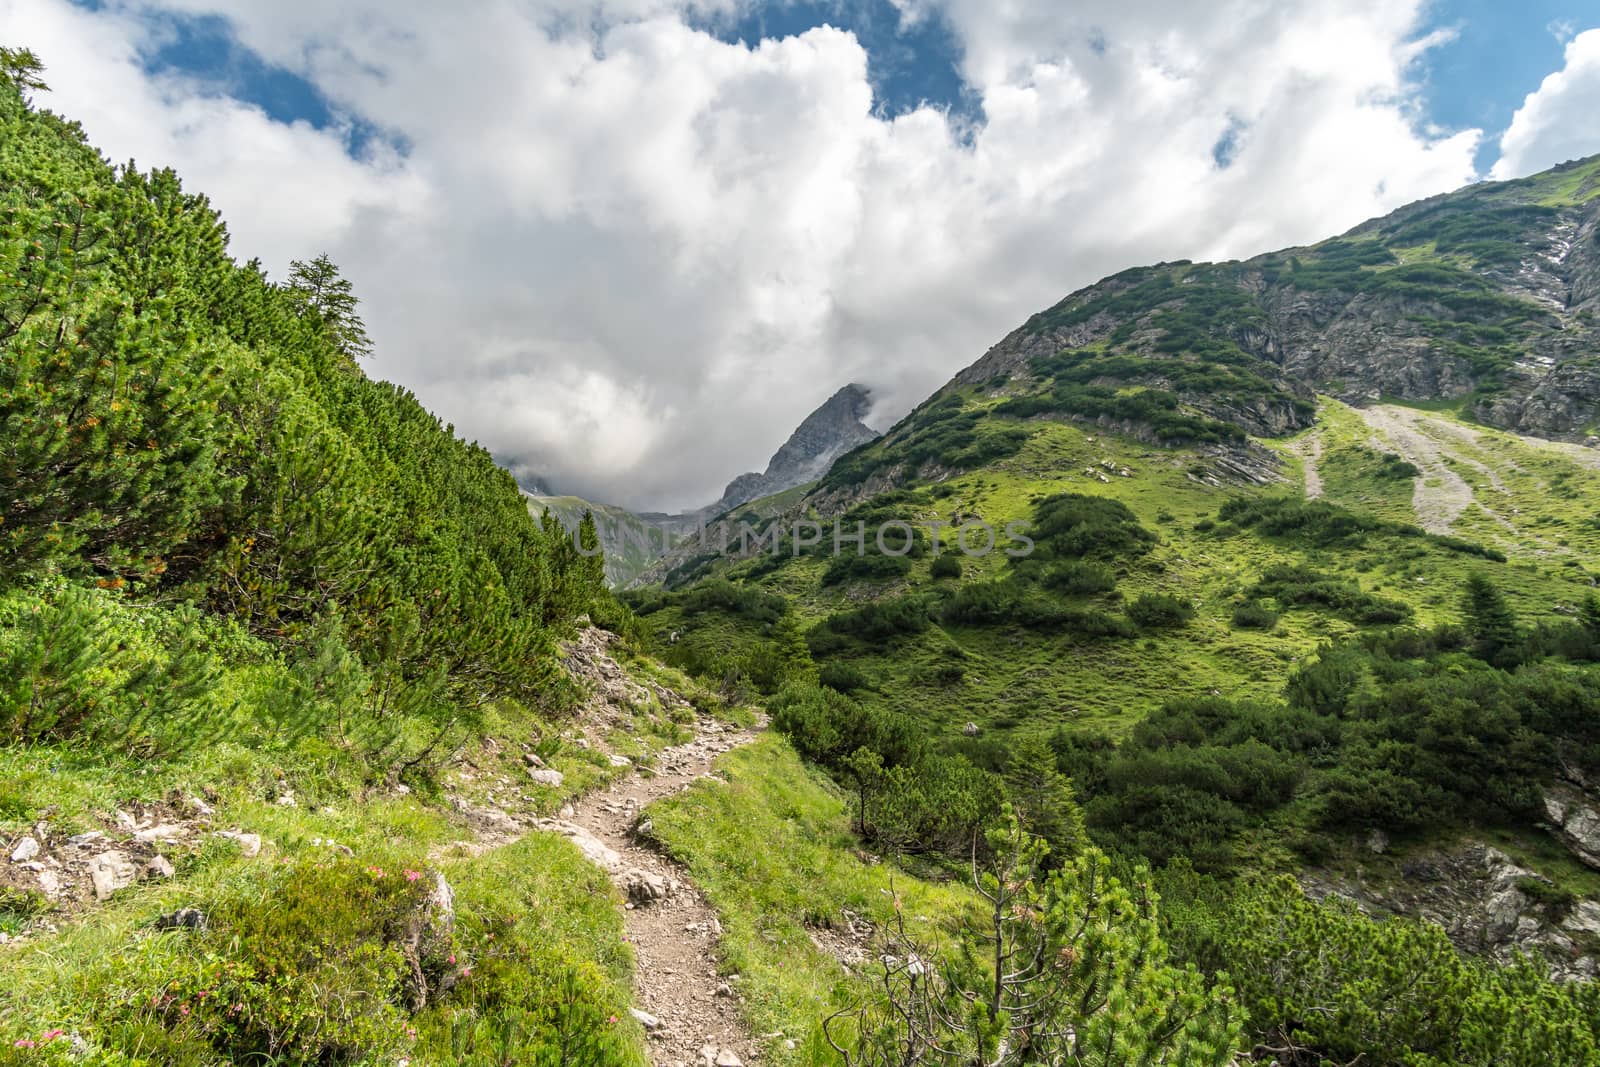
0, 595, 736, 1063
644, 396, 1598, 740
631, 390, 1600, 907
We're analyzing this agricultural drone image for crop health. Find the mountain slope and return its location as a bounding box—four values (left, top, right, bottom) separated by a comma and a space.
945, 154, 1600, 449
622, 153, 1600, 1020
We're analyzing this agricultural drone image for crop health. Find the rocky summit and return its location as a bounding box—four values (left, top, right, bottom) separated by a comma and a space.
706, 383, 880, 515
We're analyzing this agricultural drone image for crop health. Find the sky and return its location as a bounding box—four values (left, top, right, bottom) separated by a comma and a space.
4, 1, 1599, 510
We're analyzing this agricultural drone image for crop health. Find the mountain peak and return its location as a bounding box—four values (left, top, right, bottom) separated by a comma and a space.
710, 384, 879, 515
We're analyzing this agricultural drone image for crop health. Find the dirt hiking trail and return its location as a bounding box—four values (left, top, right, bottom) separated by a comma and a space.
536, 718, 764, 1067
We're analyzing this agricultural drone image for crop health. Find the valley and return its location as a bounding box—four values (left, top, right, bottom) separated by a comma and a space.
6, 45, 1600, 1066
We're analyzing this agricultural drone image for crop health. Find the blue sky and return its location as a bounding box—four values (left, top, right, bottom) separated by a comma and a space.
1416, 0, 1583, 170
125, 0, 1585, 173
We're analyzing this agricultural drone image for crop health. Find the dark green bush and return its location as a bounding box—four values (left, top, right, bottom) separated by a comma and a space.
821, 552, 913, 587
1128, 593, 1194, 629
1040, 561, 1117, 595
1230, 601, 1279, 630
818, 660, 873, 693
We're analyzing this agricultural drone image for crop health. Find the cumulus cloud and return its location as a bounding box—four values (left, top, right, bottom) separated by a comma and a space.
4, 0, 1488, 509
1491, 28, 1600, 180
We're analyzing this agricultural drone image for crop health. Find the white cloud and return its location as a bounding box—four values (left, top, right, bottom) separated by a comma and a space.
4, 0, 1485, 509
1491, 28, 1600, 180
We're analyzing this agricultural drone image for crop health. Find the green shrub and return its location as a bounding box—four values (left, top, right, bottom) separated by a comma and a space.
677, 579, 787, 623
810, 597, 929, 646
106, 856, 450, 1065
1040, 560, 1117, 595
1252, 564, 1411, 625
0, 583, 220, 750
929, 554, 963, 580
821, 551, 914, 587
1516, 877, 1578, 921
819, 660, 873, 693
1161, 873, 1600, 1066
1230, 601, 1279, 630
1128, 593, 1194, 629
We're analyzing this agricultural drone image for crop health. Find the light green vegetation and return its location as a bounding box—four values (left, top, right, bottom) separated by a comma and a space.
636, 403, 1595, 741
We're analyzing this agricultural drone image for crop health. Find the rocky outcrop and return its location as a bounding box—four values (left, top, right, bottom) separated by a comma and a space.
706, 383, 880, 515
2, 800, 203, 923
1544, 783, 1600, 871
534, 383, 880, 587
1302, 841, 1598, 982
402, 871, 457, 1009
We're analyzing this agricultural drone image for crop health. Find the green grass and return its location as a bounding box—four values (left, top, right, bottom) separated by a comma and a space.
647, 734, 976, 1066
0, 797, 648, 1066
640, 409, 1597, 744
0, 587, 755, 1064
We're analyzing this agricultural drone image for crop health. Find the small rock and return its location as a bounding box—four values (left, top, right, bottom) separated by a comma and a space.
523, 753, 546, 768
88, 850, 138, 901
134, 824, 186, 842
186, 796, 214, 816
145, 855, 176, 879
35, 870, 60, 897
155, 907, 209, 931
715, 1050, 743, 1067
608, 754, 632, 768
785, 1039, 797, 1051
528, 769, 565, 788
629, 1007, 663, 1030
623, 868, 670, 904
714, 982, 733, 998
558, 803, 575, 818
394, 783, 412, 796
216, 830, 263, 857
275, 794, 297, 808
9, 836, 40, 863
1366, 829, 1390, 855
67, 831, 104, 846
962, 722, 980, 737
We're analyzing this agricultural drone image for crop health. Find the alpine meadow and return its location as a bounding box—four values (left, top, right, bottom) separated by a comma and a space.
5, 14, 1600, 1067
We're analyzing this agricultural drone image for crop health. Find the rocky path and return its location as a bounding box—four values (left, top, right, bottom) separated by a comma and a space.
1289, 429, 1324, 500
535, 718, 764, 1067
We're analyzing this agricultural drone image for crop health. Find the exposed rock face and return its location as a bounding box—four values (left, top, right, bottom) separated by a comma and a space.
1544, 783, 1600, 871
707, 384, 879, 515
535, 383, 879, 587
1302, 841, 1598, 982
